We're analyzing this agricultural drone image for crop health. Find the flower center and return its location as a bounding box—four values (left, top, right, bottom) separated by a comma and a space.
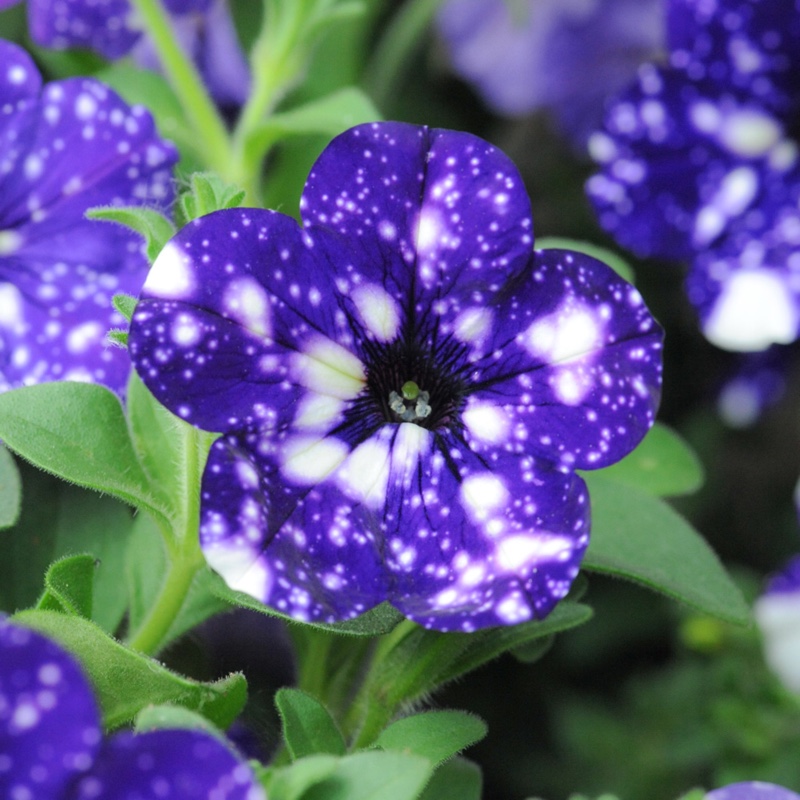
388, 380, 432, 423
361, 338, 468, 431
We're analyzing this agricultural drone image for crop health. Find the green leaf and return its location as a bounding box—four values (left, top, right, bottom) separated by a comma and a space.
87, 206, 176, 264
276, 688, 346, 759
134, 704, 224, 739
0, 443, 21, 529
375, 711, 486, 766
301, 751, 433, 800
36, 554, 95, 618
263, 754, 339, 800
582, 473, 750, 625
52, 489, 135, 634
418, 758, 482, 800
112, 293, 138, 322
249, 87, 381, 153
585, 422, 704, 497
175, 172, 248, 228
208, 571, 405, 636
536, 237, 636, 283
0, 382, 170, 525
12, 610, 247, 730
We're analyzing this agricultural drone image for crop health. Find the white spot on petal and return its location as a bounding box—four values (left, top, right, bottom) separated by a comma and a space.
144, 242, 195, 299
281, 435, 349, 485
291, 335, 366, 399
462, 399, 510, 444
351, 283, 401, 342
704, 269, 798, 351
224, 276, 272, 338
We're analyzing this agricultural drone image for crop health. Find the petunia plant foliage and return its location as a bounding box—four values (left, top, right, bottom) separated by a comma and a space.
0, 1, 757, 798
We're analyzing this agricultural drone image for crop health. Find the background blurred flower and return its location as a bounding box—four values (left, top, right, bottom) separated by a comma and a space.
436, 0, 664, 147
25, 0, 250, 110
707, 782, 800, 799
0, 617, 265, 799
0, 38, 176, 393
587, 0, 800, 352
129, 121, 663, 632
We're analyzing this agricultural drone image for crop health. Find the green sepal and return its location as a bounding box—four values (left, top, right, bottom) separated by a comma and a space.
0, 382, 171, 527
418, 757, 482, 800
208, 570, 405, 636
536, 236, 636, 283
112, 293, 138, 322
582, 473, 750, 625
374, 710, 487, 767
267, 751, 433, 800
275, 687, 347, 759
0, 443, 21, 530
585, 422, 704, 498
175, 172, 248, 228
11, 609, 247, 730
86, 205, 176, 264
35, 553, 95, 619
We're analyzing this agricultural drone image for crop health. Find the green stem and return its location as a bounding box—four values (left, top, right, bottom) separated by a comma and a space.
128, 0, 232, 175
290, 626, 335, 699
126, 543, 204, 655
127, 426, 212, 655
230, 0, 310, 200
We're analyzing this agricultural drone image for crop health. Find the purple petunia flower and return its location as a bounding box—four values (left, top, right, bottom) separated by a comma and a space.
26, 0, 250, 110
129, 121, 663, 632
0, 39, 176, 394
754, 554, 800, 693
0, 617, 266, 799
587, 0, 800, 352
706, 782, 800, 799
436, 0, 664, 147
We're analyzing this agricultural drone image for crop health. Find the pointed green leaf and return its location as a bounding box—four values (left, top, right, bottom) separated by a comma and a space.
536, 237, 636, 283
12, 610, 247, 730
87, 206, 176, 264
418, 758, 482, 800
582, 473, 750, 625
301, 751, 433, 800
112, 293, 138, 322
0, 382, 170, 524
262, 755, 339, 800
175, 172, 247, 227
375, 711, 486, 766
276, 688, 346, 759
584, 422, 704, 497
36, 554, 95, 618
0, 443, 21, 530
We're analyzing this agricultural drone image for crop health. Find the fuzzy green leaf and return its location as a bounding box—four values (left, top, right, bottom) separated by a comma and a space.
375, 711, 486, 766
36, 554, 95, 619
0, 443, 21, 530
276, 688, 347, 759
12, 610, 247, 730
582, 473, 750, 625
0, 382, 169, 525
418, 758, 482, 800
586, 422, 704, 497
87, 206, 176, 264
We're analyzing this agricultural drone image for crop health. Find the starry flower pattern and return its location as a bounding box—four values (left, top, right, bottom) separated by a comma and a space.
586, 0, 800, 352
129, 121, 663, 632
0, 617, 265, 800
0, 39, 176, 393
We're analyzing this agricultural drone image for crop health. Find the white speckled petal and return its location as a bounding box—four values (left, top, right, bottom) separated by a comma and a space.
0, 618, 101, 799
72, 729, 266, 800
